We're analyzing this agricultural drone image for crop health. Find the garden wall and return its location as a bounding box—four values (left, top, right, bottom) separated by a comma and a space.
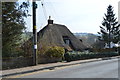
2, 57, 33, 70
2, 57, 62, 70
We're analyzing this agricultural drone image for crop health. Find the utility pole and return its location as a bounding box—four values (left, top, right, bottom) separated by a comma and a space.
33, 1, 37, 65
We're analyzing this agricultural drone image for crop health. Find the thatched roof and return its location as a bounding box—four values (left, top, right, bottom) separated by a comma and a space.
37, 23, 86, 51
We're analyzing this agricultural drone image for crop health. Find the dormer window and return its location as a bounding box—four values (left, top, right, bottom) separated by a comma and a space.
63, 36, 70, 45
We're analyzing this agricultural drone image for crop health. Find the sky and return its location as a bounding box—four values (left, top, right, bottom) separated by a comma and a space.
24, 0, 120, 34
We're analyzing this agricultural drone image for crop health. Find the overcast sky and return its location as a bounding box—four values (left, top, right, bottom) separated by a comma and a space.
24, 0, 120, 34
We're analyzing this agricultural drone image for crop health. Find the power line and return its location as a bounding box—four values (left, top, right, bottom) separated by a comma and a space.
40, 0, 48, 20
47, 0, 62, 23
41, 0, 61, 22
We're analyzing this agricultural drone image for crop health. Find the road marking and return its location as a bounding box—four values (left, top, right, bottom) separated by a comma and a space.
7, 70, 52, 78
6, 64, 81, 78
6, 68, 57, 78
56, 64, 80, 70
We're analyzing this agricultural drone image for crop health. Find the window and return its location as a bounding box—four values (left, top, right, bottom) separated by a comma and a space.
63, 36, 70, 45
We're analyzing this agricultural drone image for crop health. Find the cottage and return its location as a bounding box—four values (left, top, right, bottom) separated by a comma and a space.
23, 17, 86, 56
37, 17, 86, 51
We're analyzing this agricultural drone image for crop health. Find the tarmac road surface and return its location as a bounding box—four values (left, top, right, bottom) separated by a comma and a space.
7, 58, 119, 78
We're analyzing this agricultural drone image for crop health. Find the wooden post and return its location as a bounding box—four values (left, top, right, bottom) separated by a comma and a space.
32, 1, 37, 65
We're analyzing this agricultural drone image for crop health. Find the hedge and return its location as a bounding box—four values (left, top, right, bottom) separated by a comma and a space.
64, 51, 118, 62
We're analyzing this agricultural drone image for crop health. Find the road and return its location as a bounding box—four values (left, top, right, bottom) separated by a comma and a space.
7, 58, 119, 78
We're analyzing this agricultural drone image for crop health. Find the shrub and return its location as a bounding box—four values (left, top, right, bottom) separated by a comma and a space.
118, 47, 120, 55
45, 46, 65, 58
64, 52, 71, 62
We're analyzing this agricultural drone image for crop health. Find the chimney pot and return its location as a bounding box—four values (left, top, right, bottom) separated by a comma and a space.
48, 16, 53, 24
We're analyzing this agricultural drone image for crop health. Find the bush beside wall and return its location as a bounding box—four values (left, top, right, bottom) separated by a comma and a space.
37, 46, 65, 63
45, 46, 65, 58
64, 51, 118, 62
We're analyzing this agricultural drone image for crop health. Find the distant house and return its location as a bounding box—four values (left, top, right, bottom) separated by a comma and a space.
23, 18, 86, 56
105, 42, 120, 48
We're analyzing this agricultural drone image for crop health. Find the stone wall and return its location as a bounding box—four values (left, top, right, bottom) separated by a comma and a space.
38, 57, 62, 64
2, 57, 33, 70
2, 57, 62, 70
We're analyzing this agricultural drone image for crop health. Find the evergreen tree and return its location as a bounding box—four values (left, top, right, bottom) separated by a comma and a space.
98, 5, 120, 48
2, 2, 29, 57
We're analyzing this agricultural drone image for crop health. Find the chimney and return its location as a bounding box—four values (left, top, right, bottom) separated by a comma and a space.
48, 16, 53, 24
